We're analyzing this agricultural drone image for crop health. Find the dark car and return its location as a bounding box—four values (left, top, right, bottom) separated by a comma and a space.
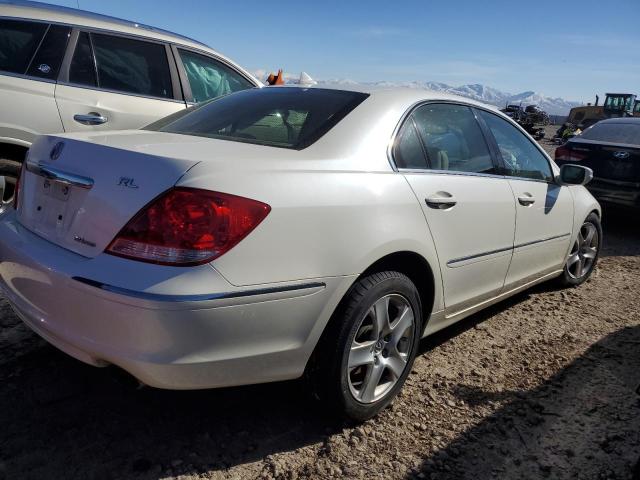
555, 117, 640, 208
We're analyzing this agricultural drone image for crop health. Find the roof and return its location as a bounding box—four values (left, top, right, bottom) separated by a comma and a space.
284, 83, 501, 112
0, 0, 259, 85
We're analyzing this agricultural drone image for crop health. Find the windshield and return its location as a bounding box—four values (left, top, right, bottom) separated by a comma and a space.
580, 122, 640, 145
147, 87, 369, 149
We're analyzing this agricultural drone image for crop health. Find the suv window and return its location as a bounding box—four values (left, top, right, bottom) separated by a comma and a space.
69, 32, 173, 99
26, 24, 71, 79
0, 19, 47, 74
178, 49, 253, 103
149, 87, 368, 150
478, 110, 553, 181
409, 103, 495, 174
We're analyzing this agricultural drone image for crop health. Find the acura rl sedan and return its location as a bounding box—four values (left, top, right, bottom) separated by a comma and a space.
0, 86, 600, 421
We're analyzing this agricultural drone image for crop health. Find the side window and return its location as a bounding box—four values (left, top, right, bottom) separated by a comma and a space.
178, 49, 253, 103
26, 24, 71, 79
69, 32, 97, 86
394, 120, 428, 169
411, 103, 495, 174
70, 32, 173, 99
478, 110, 553, 181
0, 19, 48, 74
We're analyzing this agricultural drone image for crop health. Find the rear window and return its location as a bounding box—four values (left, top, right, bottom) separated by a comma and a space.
0, 19, 47, 74
148, 87, 369, 149
580, 122, 640, 145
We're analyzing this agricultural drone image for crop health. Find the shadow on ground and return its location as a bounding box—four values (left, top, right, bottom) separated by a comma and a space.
408, 324, 640, 479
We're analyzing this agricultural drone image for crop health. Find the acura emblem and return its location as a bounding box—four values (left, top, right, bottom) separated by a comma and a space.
613, 151, 629, 160
50, 142, 64, 161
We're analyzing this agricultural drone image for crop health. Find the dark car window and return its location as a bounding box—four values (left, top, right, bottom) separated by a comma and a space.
70, 32, 172, 99
394, 120, 428, 169
148, 87, 369, 150
91, 33, 172, 98
580, 122, 640, 145
0, 19, 47, 74
26, 24, 71, 79
178, 49, 253, 103
410, 103, 495, 174
478, 110, 553, 181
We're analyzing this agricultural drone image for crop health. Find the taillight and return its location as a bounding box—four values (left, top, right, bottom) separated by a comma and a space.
106, 187, 271, 266
555, 145, 587, 162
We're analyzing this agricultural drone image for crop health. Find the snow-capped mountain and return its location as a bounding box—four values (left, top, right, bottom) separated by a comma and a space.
257, 72, 581, 115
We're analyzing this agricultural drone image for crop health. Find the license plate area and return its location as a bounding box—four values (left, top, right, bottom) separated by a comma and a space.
29, 178, 76, 236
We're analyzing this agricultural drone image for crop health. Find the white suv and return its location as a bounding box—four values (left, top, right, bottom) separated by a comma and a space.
0, 0, 260, 204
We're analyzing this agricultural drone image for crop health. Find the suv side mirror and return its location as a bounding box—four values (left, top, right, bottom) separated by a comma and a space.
558, 164, 593, 186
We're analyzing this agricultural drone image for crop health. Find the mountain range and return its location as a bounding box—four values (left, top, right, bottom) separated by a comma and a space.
319, 80, 581, 116
264, 71, 581, 115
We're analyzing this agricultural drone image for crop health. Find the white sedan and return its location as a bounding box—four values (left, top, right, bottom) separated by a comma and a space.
0, 86, 600, 421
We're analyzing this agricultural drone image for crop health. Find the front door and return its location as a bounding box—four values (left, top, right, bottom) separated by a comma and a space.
476, 109, 574, 289
394, 103, 516, 315
55, 30, 185, 133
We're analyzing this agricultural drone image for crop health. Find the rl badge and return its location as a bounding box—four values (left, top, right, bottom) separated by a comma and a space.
118, 177, 139, 189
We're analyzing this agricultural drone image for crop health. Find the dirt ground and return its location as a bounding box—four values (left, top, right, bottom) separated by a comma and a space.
1, 126, 639, 480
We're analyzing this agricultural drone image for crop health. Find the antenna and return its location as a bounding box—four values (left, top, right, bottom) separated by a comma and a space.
76, 0, 80, 8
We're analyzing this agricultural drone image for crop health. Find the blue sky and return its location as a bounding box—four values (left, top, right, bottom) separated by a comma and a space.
42, 0, 640, 102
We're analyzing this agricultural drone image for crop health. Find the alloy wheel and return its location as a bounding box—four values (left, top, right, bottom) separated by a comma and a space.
347, 294, 415, 404
566, 221, 599, 279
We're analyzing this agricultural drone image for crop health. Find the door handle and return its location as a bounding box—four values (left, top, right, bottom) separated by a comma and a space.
73, 112, 108, 125
425, 192, 457, 209
517, 194, 536, 206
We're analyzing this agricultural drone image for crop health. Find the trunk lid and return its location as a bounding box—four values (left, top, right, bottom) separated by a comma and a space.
18, 132, 201, 258
565, 138, 640, 184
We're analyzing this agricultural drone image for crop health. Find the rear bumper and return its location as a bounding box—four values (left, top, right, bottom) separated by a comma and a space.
0, 210, 353, 389
588, 179, 640, 208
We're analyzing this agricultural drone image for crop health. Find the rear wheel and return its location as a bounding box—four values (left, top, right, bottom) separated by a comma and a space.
558, 213, 602, 287
308, 271, 422, 422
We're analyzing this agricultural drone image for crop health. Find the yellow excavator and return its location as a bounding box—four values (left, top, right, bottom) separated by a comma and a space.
567, 93, 637, 128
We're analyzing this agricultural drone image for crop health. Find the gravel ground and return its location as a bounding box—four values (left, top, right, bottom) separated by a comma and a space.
1, 126, 639, 480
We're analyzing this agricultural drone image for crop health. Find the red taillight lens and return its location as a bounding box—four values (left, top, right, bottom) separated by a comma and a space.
106, 188, 271, 266
555, 145, 586, 162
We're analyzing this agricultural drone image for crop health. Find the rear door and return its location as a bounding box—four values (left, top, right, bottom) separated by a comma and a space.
396, 103, 516, 314
55, 29, 186, 132
0, 19, 71, 143
476, 109, 574, 288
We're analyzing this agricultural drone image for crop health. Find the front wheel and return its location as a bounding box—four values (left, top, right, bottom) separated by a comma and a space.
558, 213, 602, 287
308, 271, 422, 422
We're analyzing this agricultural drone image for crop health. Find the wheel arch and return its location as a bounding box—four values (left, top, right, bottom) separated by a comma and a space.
0, 141, 29, 162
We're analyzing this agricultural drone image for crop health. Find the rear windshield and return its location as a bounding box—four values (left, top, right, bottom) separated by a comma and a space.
579, 122, 640, 145
147, 87, 369, 149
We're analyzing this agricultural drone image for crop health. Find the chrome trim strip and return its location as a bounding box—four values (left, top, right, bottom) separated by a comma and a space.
399, 168, 507, 180
447, 245, 512, 267
514, 232, 571, 249
25, 162, 94, 189
0, 70, 58, 85
447, 232, 571, 266
72, 277, 326, 302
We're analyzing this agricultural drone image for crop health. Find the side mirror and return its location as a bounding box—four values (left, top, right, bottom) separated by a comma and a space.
558, 164, 593, 186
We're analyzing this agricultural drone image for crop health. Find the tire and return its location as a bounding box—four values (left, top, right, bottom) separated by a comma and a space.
557, 212, 602, 287
0, 158, 21, 205
308, 271, 422, 422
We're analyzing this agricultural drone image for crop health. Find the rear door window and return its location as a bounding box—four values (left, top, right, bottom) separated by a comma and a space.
409, 103, 495, 174
178, 49, 253, 103
0, 19, 48, 74
26, 24, 71, 79
69, 32, 173, 99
